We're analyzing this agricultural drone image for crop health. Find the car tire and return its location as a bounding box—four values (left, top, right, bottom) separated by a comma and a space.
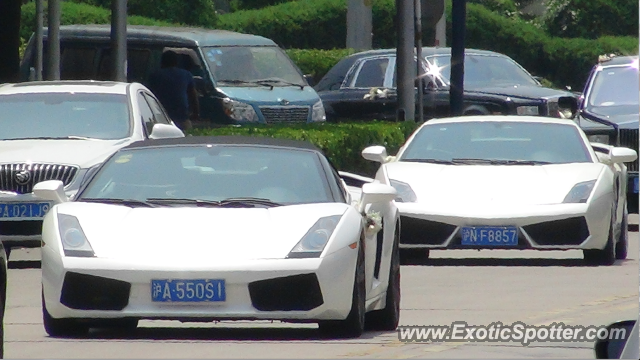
583, 210, 616, 266
365, 226, 400, 331
42, 293, 89, 337
615, 206, 629, 260
399, 248, 429, 264
318, 241, 366, 338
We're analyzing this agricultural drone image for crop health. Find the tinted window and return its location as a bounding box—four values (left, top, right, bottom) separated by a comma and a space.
588, 64, 639, 107
79, 146, 336, 205
143, 93, 171, 124
354, 58, 389, 88
137, 92, 156, 135
0, 93, 131, 140
400, 121, 591, 164
60, 47, 97, 79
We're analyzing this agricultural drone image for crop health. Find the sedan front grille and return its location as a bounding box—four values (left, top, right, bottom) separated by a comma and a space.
0, 163, 78, 194
619, 129, 639, 172
259, 106, 309, 124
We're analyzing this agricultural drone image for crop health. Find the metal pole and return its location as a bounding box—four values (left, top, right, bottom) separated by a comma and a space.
47, 0, 61, 80
346, 0, 373, 51
414, 0, 424, 123
35, 0, 44, 80
111, 0, 128, 82
396, 0, 416, 122
450, 0, 466, 116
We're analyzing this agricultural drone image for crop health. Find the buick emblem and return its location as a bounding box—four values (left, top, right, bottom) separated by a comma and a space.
15, 170, 32, 185
279, 98, 290, 106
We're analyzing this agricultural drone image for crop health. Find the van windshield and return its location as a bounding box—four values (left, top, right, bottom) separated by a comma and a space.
203, 46, 306, 86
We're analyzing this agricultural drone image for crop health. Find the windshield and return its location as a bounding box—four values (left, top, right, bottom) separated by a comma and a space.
0, 93, 131, 140
587, 64, 640, 108
79, 145, 334, 205
203, 46, 306, 86
425, 54, 540, 88
400, 121, 591, 164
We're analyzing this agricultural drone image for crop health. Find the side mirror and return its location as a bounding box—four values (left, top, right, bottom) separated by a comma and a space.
193, 76, 209, 95
150, 123, 185, 139
33, 180, 69, 204
358, 182, 397, 213
303, 74, 315, 87
594, 320, 637, 359
362, 145, 389, 163
610, 147, 638, 164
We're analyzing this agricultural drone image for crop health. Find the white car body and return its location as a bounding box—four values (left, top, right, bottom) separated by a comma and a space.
37, 137, 399, 338
363, 115, 637, 265
0, 81, 184, 251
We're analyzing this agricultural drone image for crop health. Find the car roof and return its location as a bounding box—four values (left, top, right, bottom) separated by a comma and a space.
597, 54, 639, 67
0, 80, 132, 95
121, 135, 324, 153
42, 25, 277, 47
420, 115, 581, 128
345, 47, 503, 60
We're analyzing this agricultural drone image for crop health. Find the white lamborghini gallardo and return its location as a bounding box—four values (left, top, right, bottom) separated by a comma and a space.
35, 136, 400, 338
362, 116, 637, 265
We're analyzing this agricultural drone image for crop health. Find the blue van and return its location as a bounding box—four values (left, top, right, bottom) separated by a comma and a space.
20, 25, 326, 125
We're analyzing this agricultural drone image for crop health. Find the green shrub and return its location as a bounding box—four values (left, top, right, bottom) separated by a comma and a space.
285, 48, 356, 83
67, 0, 217, 27
543, 0, 638, 39
20, 2, 174, 44
187, 121, 418, 176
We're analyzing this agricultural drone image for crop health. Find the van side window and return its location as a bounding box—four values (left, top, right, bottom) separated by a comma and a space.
61, 47, 97, 80
143, 93, 171, 125
138, 92, 156, 135
127, 49, 151, 83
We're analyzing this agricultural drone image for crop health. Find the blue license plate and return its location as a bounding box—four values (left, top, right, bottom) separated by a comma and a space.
461, 226, 518, 246
0, 202, 51, 219
633, 177, 639, 194
151, 279, 225, 302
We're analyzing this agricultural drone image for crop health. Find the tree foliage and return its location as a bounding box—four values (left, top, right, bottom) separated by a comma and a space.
543, 0, 639, 38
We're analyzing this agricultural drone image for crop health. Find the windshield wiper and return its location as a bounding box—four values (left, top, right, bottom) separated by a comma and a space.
219, 197, 282, 208
402, 158, 456, 165
6, 136, 95, 140
79, 198, 160, 208
145, 197, 282, 208
216, 79, 274, 88
451, 158, 552, 165
146, 198, 222, 207
256, 79, 304, 90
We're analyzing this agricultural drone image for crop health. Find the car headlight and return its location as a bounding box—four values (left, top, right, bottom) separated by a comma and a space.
287, 215, 341, 258
563, 180, 596, 203
222, 98, 258, 122
390, 179, 417, 202
311, 100, 326, 122
58, 214, 95, 257
588, 134, 610, 144
516, 106, 539, 116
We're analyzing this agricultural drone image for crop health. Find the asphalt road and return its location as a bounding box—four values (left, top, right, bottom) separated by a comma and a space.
4, 217, 639, 358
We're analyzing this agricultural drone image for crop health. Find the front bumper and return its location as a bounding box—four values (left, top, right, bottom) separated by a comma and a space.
395, 197, 610, 250
0, 192, 49, 247
42, 245, 357, 322
628, 172, 639, 214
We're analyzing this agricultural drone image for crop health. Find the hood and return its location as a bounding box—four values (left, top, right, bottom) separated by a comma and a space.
218, 85, 320, 105
583, 105, 639, 129
0, 139, 130, 168
386, 161, 604, 207
61, 202, 348, 262
465, 84, 574, 101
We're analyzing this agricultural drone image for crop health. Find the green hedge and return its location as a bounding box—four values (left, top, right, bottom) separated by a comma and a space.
285, 48, 356, 83
187, 121, 419, 176
20, 2, 173, 43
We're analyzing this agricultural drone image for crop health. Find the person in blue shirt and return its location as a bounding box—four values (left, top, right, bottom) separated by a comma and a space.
147, 50, 199, 130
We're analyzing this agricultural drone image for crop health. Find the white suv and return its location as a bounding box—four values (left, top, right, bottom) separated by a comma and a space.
0, 80, 184, 256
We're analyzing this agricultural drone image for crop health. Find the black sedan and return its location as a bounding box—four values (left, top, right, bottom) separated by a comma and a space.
574, 54, 639, 213
315, 47, 579, 122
